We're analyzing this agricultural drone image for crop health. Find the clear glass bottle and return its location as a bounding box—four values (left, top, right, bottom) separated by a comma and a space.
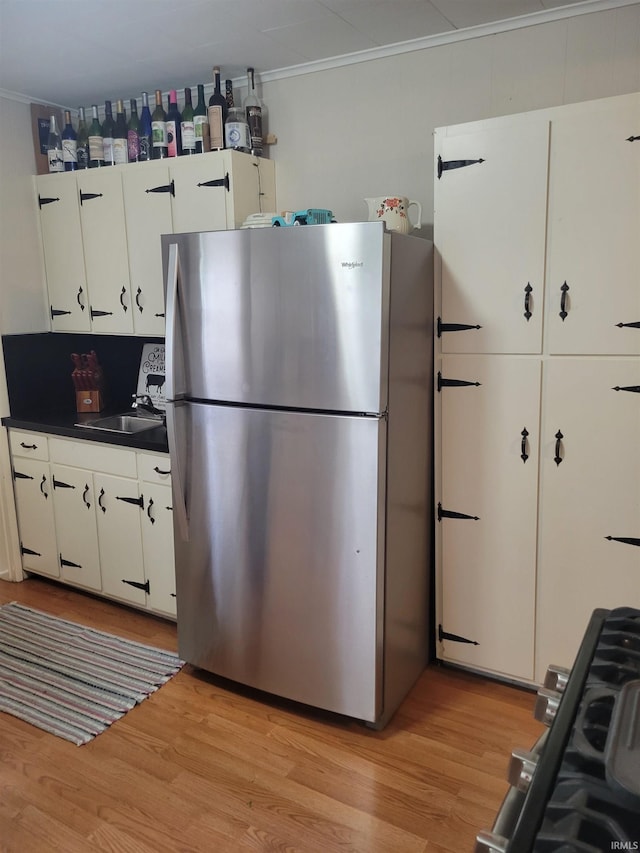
47, 114, 64, 172
151, 89, 168, 159
61, 109, 78, 171
88, 105, 104, 168
243, 67, 263, 157
76, 107, 89, 169
224, 106, 250, 153
208, 66, 227, 151
166, 89, 182, 157
113, 99, 128, 165
102, 100, 115, 166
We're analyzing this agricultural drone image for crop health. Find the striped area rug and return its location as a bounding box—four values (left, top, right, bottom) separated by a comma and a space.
0, 602, 183, 746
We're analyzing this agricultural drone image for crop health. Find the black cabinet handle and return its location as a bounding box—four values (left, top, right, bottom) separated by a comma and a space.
82, 484, 91, 509
554, 430, 564, 466
147, 496, 156, 525
153, 466, 171, 476
77, 286, 85, 310
40, 475, 49, 498
524, 283, 533, 321
19, 442, 37, 450
146, 179, 175, 196
119, 286, 128, 312
98, 487, 106, 513
135, 287, 143, 313
521, 428, 529, 463
559, 282, 570, 321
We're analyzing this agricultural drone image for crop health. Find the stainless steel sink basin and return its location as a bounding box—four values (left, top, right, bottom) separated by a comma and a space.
75, 414, 163, 435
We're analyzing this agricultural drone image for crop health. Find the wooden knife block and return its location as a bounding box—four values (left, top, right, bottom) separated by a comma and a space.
76, 390, 105, 413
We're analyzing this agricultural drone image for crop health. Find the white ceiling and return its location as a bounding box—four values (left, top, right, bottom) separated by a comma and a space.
0, 0, 633, 108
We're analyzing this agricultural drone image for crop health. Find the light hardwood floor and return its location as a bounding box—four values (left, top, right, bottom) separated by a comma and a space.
0, 576, 543, 852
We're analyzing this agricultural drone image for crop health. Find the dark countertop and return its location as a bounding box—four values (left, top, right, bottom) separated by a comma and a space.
2, 410, 169, 453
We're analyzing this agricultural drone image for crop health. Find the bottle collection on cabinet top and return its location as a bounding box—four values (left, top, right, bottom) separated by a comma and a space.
47, 67, 265, 172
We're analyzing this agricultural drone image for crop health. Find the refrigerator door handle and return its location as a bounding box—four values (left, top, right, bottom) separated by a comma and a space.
165, 241, 180, 402
166, 401, 189, 541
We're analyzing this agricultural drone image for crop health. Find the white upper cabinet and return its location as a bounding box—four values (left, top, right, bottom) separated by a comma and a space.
36, 172, 90, 332
546, 99, 640, 355
435, 121, 549, 355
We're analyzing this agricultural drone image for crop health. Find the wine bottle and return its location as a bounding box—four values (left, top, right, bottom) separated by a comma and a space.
139, 92, 152, 161
166, 89, 182, 157
76, 107, 89, 169
46, 115, 63, 173
151, 89, 168, 159
225, 79, 234, 109
88, 105, 104, 168
127, 98, 140, 162
61, 109, 78, 171
224, 106, 250, 153
113, 99, 128, 165
180, 87, 196, 155
102, 100, 115, 166
193, 83, 209, 153
208, 66, 227, 151
243, 67, 264, 157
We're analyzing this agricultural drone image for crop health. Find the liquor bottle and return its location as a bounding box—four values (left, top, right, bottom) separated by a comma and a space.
193, 83, 209, 153
46, 115, 64, 172
166, 89, 182, 157
225, 79, 234, 109
127, 98, 140, 162
151, 89, 168, 159
243, 67, 264, 157
102, 100, 115, 166
76, 107, 89, 169
139, 91, 152, 161
61, 109, 78, 171
208, 66, 227, 151
224, 106, 250, 153
88, 105, 104, 168
180, 87, 196, 155
113, 99, 128, 165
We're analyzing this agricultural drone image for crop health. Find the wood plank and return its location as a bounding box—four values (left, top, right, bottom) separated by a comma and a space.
0, 575, 544, 852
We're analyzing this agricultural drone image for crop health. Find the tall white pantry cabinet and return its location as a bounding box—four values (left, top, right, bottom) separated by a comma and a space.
434, 92, 640, 685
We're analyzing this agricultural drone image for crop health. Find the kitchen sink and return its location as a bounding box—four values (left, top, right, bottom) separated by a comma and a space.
75, 413, 163, 435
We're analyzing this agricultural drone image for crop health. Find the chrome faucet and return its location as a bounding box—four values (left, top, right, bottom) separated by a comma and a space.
132, 394, 165, 421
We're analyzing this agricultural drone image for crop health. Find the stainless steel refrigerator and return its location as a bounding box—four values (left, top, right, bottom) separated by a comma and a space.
162, 222, 433, 728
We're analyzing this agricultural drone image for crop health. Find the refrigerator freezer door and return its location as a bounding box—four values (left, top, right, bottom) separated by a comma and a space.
162, 222, 390, 414
172, 400, 386, 722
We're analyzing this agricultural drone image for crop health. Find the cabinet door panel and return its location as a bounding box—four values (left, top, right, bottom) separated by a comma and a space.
36, 173, 90, 332
438, 355, 540, 680
122, 162, 173, 337
435, 122, 549, 354
536, 359, 640, 680
546, 100, 640, 355
51, 465, 101, 591
77, 170, 133, 334
12, 458, 59, 577
141, 482, 176, 616
95, 473, 145, 605
170, 155, 228, 233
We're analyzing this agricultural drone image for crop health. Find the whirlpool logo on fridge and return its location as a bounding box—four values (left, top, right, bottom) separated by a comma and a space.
341, 261, 364, 269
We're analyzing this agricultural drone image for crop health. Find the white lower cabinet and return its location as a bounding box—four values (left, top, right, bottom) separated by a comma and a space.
9, 430, 176, 620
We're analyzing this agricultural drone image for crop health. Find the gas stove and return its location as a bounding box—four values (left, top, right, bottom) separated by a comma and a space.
476, 607, 640, 852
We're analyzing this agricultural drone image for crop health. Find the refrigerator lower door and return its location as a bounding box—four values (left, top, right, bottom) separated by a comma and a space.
172, 401, 386, 722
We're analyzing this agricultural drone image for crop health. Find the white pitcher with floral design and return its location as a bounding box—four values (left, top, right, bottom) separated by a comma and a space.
364, 196, 422, 235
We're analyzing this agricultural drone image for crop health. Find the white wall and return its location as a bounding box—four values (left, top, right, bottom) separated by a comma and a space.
0, 97, 48, 334
264, 5, 640, 235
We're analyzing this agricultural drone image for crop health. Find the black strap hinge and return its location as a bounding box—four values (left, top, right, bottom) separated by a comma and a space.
437, 371, 481, 392
605, 536, 640, 547
437, 317, 482, 337
197, 173, 230, 191
437, 155, 485, 179
438, 625, 479, 645
437, 502, 479, 521
122, 579, 150, 593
